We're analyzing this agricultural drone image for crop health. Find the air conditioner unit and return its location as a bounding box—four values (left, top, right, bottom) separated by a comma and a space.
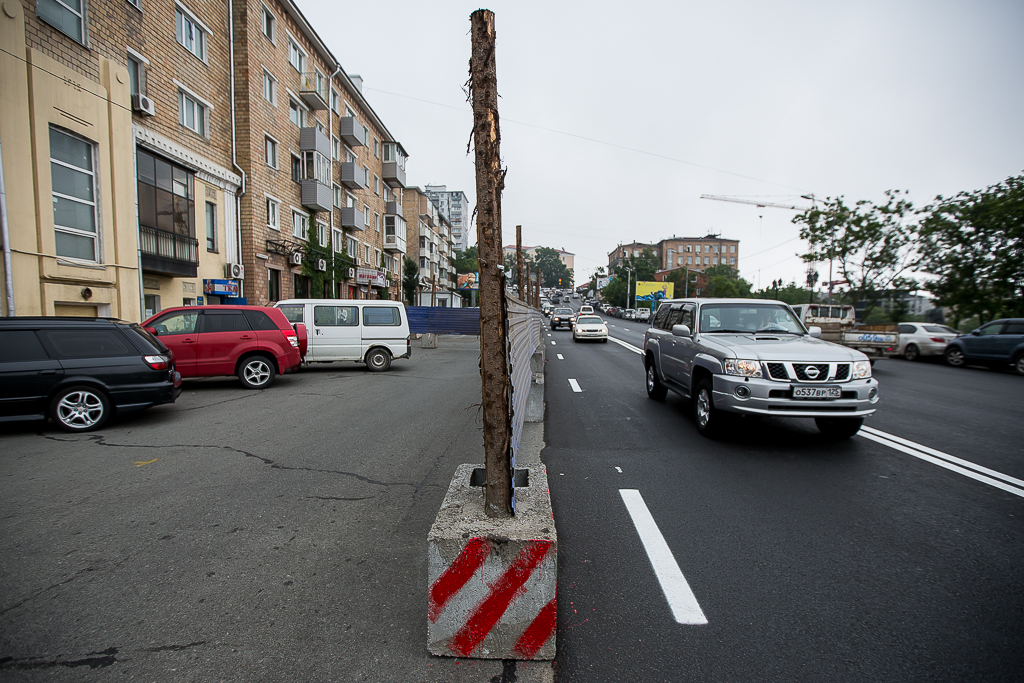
353, 258, 361, 267
385, 279, 392, 288
346, 268, 356, 278
289, 251, 303, 266
225, 262, 244, 279
131, 93, 156, 116
315, 258, 327, 272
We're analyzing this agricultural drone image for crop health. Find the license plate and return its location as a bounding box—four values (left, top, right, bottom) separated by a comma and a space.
793, 385, 841, 399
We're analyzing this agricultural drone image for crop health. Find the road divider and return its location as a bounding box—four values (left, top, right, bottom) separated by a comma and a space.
859, 426, 1024, 499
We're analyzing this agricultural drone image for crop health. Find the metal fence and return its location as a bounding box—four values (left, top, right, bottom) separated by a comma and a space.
407, 306, 481, 335
506, 294, 543, 473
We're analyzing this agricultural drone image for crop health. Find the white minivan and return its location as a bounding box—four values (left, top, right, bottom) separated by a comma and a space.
274, 299, 412, 372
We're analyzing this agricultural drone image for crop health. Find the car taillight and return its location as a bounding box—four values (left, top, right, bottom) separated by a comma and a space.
286, 333, 298, 348
930, 337, 946, 343
144, 355, 170, 370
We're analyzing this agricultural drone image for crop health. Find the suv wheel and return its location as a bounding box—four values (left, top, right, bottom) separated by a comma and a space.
52, 386, 111, 432
1014, 354, 1024, 376
904, 344, 920, 362
693, 378, 720, 437
815, 417, 864, 439
945, 346, 965, 367
366, 347, 392, 372
238, 355, 276, 389
646, 362, 667, 401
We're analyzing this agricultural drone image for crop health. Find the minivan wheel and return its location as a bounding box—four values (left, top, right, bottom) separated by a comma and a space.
904, 344, 920, 361
693, 378, 720, 437
365, 348, 391, 372
238, 355, 276, 389
52, 385, 111, 432
815, 417, 864, 439
945, 346, 966, 367
646, 362, 667, 401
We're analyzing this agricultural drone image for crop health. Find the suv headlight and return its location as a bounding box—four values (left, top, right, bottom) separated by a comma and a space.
853, 360, 872, 379
724, 359, 762, 378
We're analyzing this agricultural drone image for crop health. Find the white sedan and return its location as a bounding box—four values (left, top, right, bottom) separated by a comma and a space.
896, 322, 960, 361
573, 315, 608, 343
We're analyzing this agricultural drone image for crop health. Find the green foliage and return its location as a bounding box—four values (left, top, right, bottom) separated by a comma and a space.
452, 246, 479, 275
402, 255, 420, 305
793, 191, 919, 320
919, 174, 1024, 326
751, 280, 814, 305
700, 265, 753, 298
531, 247, 574, 288
603, 248, 661, 307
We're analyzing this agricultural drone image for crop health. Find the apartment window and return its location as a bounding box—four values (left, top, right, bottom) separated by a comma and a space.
363, 165, 370, 188
175, 6, 207, 61
375, 249, 381, 268
373, 138, 379, 158
291, 154, 301, 183
263, 70, 276, 105
346, 193, 357, 209
136, 147, 195, 242
127, 53, 145, 95
316, 120, 326, 137
687, 256, 693, 265
331, 88, 340, 114
333, 183, 342, 208
178, 90, 207, 136
289, 98, 305, 127
730, 245, 736, 253
347, 236, 358, 258
364, 245, 371, 264
262, 6, 275, 41
317, 222, 328, 248
50, 127, 98, 261
37, 0, 85, 44
713, 257, 718, 266
374, 213, 380, 233
267, 197, 280, 230
268, 268, 280, 301
332, 229, 344, 253
363, 204, 371, 228
205, 202, 217, 252
292, 210, 308, 240
262, 136, 277, 168
373, 175, 380, 195
704, 257, 710, 265
730, 257, 736, 265
288, 38, 305, 73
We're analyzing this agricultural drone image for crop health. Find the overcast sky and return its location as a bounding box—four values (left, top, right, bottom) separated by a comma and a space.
304, 0, 1023, 292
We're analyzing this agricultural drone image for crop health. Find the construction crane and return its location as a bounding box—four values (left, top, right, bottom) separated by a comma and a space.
700, 194, 811, 211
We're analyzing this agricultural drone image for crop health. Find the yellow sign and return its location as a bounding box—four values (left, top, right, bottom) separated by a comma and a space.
635, 281, 674, 302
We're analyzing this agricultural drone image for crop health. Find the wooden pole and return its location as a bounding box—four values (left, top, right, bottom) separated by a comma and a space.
516, 225, 525, 304
470, 9, 512, 517
535, 265, 541, 307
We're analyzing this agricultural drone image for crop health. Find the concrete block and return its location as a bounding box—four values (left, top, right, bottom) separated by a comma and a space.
526, 371, 544, 423
421, 333, 438, 349
428, 463, 557, 660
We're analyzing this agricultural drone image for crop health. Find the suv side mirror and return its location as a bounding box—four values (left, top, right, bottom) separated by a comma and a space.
671, 324, 691, 337
808, 326, 822, 338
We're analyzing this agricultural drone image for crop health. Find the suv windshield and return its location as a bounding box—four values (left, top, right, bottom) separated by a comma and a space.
699, 304, 805, 334
554, 309, 572, 315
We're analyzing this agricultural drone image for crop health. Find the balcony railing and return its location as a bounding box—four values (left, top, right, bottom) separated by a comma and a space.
140, 226, 198, 277
383, 229, 406, 254
300, 73, 329, 110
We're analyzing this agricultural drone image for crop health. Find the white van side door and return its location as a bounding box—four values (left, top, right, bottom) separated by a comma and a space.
360, 305, 405, 357
311, 304, 361, 360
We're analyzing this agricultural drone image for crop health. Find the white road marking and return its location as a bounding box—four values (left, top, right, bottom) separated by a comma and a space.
557, 353, 564, 360
550, 341, 556, 346
623, 328, 630, 332
615, 467, 623, 473
619, 489, 707, 625
859, 426, 1024, 498
568, 379, 582, 393
608, 336, 643, 355
547, 333, 552, 337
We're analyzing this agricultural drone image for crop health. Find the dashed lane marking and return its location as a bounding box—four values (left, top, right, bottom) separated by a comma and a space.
620, 489, 707, 625
550, 341, 556, 346
557, 354, 564, 360
568, 379, 582, 393
615, 467, 623, 473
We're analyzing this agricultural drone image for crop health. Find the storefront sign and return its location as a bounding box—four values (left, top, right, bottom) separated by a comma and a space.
355, 268, 386, 287
203, 279, 241, 296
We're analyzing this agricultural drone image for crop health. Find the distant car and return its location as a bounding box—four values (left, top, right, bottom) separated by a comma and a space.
573, 316, 608, 343
144, 305, 302, 389
541, 303, 553, 317
551, 308, 574, 330
635, 308, 652, 323
896, 322, 959, 361
623, 309, 636, 320
944, 319, 1024, 374
578, 305, 595, 316
0, 317, 181, 432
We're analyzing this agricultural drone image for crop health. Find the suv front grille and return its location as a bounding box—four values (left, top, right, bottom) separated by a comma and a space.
764, 362, 852, 382
793, 363, 830, 381
767, 363, 788, 380
834, 364, 850, 381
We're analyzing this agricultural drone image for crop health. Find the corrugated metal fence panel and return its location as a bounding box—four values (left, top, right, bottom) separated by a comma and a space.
407, 307, 481, 335
506, 296, 543, 472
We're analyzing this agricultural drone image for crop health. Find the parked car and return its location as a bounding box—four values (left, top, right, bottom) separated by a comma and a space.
0, 317, 181, 431
623, 309, 637, 320
550, 308, 574, 330
643, 299, 878, 438
944, 319, 1024, 374
572, 316, 608, 343
143, 305, 302, 389
275, 299, 412, 372
896, 322, 959, 361
635, 308, 652, 323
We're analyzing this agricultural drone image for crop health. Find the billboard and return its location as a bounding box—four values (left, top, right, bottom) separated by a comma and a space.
635, 281, 674, 302
457, 272, 479, 290
596, 277, 611, 290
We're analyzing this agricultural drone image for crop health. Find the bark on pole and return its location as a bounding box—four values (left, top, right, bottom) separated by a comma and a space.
535, 265, 542, 307
470, 9, 512, 518
516, 225, 525, 303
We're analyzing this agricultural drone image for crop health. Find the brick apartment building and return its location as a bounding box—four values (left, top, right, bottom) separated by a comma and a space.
404, 186, 458, 306
608, 235, 740, 274
423, 184, 469, 252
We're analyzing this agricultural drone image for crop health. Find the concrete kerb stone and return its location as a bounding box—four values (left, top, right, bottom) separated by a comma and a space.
421, 333, 438, 349
427, 450, 556, 660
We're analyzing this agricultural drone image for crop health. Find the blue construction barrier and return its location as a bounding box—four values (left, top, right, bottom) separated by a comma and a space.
407, 307, 481, 335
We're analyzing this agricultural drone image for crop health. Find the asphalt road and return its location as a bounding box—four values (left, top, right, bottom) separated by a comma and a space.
543, 308, 1024, 681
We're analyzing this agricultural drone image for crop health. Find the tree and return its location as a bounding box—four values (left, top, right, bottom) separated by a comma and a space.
919, 174, 1024, 326
700, 265, 753, 298
793, 191, 919, 320
532, 247, 573, 288
402, 255, 419, 305
603, 248, 660, 307
751, 281, 814, 305
452, 245, 479, 275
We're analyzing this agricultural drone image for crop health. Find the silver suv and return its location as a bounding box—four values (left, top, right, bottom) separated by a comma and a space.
643, 298, 879, 438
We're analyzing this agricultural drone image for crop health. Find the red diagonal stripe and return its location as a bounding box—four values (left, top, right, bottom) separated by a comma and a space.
513, 595, 557, 658
448, 540, 552, 657
428, 537, 491, 623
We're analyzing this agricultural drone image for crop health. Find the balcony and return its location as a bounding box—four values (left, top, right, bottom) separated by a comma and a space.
299, 127, 332, 212
340, 162, 366, 190
382, 160, 406, 189
140, 226, 198, 277
338, 117, 366, 147
301, 180, 332, 213
340, 207, 364, 230
385, 200, 402, 215
299, 72, 328, 110
383, 230, 406, 254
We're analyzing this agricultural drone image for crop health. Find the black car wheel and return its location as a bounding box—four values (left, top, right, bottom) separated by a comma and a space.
646, 362, 667, 401
693, 378, 720, 437
1014, 354, 1024, 376
815, 417, 864, 439
365, 347, 392, 372
904, 344, 920, 362
51, 385, 111, 432
945, 346, 966, 367
238, 355, 276, 389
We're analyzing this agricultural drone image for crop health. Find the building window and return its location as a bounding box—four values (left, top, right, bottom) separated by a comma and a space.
331, 88, 340, 114
136, 147, 195, 242
178, 90, 207, 136
375, 248, 381, 268
50, 127, 98, 261
332, 135, 341, 161
332, 229, 344, 252
37, 0, 85, 44
267, 197, 279, 230
333, 183, 342, 209
175, 6, 207, 61
291, 154, 301, 183
363, 165, 370, 188
292, 210, 308, 240
262, 6, 275, 41
288, 38, 305, 73
373, 138, 379, 158
347, 236, 358, 258
289, 98, 305, 127
704, 257, 710, 265
374, 213, 380, 233
263, 70, 276, 105
127, 53, 145, 95
713, 257, 718, 265
363, 204, 371, 228
205, 201, 217, 252
364, 244, 371, 264
687, 256, 693, 265
317, 222, 328, 248
730, 257, 736, 265
264, 135, 277, 168
268, 267, 280, 301
730, 245, 736, 253
373, 175, 380, 195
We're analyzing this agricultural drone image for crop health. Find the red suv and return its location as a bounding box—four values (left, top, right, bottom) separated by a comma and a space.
142, 306, 303, 389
